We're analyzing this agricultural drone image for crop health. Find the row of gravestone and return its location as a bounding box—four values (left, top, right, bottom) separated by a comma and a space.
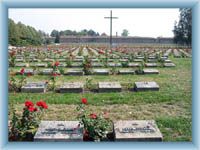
33, 120, 163, 142
13, 62, 176, 68
14, 68, 160, 76
20, 81, 160, 93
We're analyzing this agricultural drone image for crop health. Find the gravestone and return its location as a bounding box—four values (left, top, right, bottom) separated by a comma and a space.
71, 63, 83, 68
34, 121, 83, 142
15, 63, 28, 67
23, 68, 34, 75
136, 56, 144, 59
92, 69, 109, 75
164, 63, 176, 67
145, 63, 158, 67
147, 59, 157, 63
128, 63, 140, 67
91, 63, 104, 67
91, 59, 99, 62
133, 59, 143, 62
108, 63, 122, 67
143, 69, 159, 74
118, 69, 135, 75
148, 56, 156, 59
43, 58, 54, 62
36, 63, 47, 67
58, 59, 66, 62
21, 82, 47, 93
73, 59, 83, 62
114, 120, 163, 141
99, 82, 122, 92
58, 63, 66, 67
65, 69, 84, 76
134, 81, 159, 91
60, 82, 83, 93
15, 58, 24, 62
42, 68, 53, 75
164, 59, 172, 63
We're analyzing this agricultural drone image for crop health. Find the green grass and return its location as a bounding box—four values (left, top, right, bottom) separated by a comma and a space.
9, 56, 192, 141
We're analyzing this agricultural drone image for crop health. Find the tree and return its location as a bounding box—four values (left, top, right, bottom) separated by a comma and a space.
54, 32, 60, 43
50, 30, 59, 37
173, 8, 192, 45
121, 29, 129, 37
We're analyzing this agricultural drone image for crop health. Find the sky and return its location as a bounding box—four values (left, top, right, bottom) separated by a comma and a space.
9, 8, 180, 38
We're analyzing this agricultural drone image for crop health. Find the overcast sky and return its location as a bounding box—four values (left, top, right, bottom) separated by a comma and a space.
9, 8, 180, 38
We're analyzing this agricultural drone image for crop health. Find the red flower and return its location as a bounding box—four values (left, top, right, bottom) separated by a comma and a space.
25, 100, 34, 108
54, 61, 60, 67
52, 73, 58, 77
81, 98, 87, 104
28, 106, 37, 112
89, 113, 97, 119
36, 100, 48, 109
27, 72, 32, 77
20, 68, 25, 75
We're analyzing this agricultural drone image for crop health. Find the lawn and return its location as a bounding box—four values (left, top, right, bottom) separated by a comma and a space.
9, 56, 192, 141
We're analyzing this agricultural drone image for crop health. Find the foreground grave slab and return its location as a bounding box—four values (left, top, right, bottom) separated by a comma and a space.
145, 63, 158, 67
34, 121, 83, 142
65, 69, 84, 75
134, 81, 159, 91
21, 82, 47, 93
118, 69, 135, 75
114, 120, 163, 141
60, 82, 84, 93
164, 63, 176, 67
99, 82, 122, 92
92, 69, 109, 75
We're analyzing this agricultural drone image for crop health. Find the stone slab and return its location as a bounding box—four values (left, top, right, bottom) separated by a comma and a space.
34, 121, 83, 142
133, 59, 143, 62
15, 63, 28, 67
134, 81, 159, 91
114, 120, 163, 141
71, 63, 83, 68
99, 82, 122, 92
108, 63, 122, 67
92, 69, 109, 75
65, 69, 84, 76
145, 63, 158, 67
36, 63, 47, 67
42, 68, 53, 75
143, 69, 159, 74
164, 63, 176, 67
128, 63, 140, 67
60, 82, 83, 93
91, 63, 104, 67
118, 69, 135, 75
21, 82, 47, 93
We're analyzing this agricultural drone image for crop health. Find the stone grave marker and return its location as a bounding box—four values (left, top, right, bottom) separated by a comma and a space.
91, 63, 104, 67
60, 82, 83, 93
36, 63, 47, 67
136, 56, 144, 59
128, 63, 140, 67
134, 81, 159, 91
58, 63, 66, 67
21, 82, 47, 93
34, 121, 83, 142
114, 120, 163, 141
42, 68, 53, 75
71, 63, 83, 68
15, 63, 28, 67
118, 69, 135, 75
143, 69, 159, 74
15, 58, 24, 62
108, 63, 122, 67
145, 63, 158, 67
73, 58, 83, 62
133, 59, 143, 62
164, 63, 176, 67
91, 59, 99, 62
65, 69, 84, 76
23, 68, 34, 75
147, 59, 157, 63
119, 59, 128, 62
92, 69, 109, 75
99, 82, 122, 92
164, 59, 172, 63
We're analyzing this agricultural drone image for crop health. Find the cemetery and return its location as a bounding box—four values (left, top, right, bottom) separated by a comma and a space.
8, 44, 192, 142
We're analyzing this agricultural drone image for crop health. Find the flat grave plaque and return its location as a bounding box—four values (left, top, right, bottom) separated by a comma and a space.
15, 63, 28, 67
42, 68, 53, 75
21, 82, 47, 93
143, 69, 159, 74
91, 63, 104, 67
114, 120, 163, 141
128, 63, 140, 67
164, 63, 176, 67
65, 69, 84, 76
108, 63, 122, 67
71, 63, 83, 68
36, 63, 47, 67
92, 69, 109, 75
60, 82, 83, 93
99, 82, 122, 92
118, 69, 135, 75
164, 59, 172, 63
134, 81, 159, 91
133, 59, 143, 62
34, 121, 83, 142
145, 63, 158, 67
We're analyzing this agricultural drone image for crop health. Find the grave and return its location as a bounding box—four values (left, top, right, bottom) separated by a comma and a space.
164, 63, 176, 67
92, 69, 109, 75
108, 63, 122, 67
60, 82, 83, 93
58, 59, 66, 62
43, 58, 54, 62
128, 63, 140, 67
71, 63, 83, 68
118, 69, 135, 75
91, 63, 104, 67
147, 59, 157, 63
143, 69, 159, 74
164, 59, 172, 63
133, 59, 143, 62
34, 121, 83, 142
15, 63, 28, 67
21, 82, 47, 93
58, 63, 66, 67
145, 63, 158, 67
73, 59, 83, 62
65, 69, 84, 76
42, 68, 53, 75
114, 120, 163, 141
99, 82, 122, 92
15, 58, 24, 62
23, 68, 34, 75
119, 59, 128, 62
134, 81, 159, 91
36, 63, 47, 67
91, 59, 99, 62
136, 56, 144, 59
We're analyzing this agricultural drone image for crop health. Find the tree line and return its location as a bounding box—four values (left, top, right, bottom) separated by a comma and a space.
8, 18, 47, 46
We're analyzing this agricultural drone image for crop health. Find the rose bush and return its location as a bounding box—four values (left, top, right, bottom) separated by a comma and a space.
9, 100, 48, 141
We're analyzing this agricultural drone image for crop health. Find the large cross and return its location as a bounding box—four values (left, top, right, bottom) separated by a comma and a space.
104, 10, 118, 49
